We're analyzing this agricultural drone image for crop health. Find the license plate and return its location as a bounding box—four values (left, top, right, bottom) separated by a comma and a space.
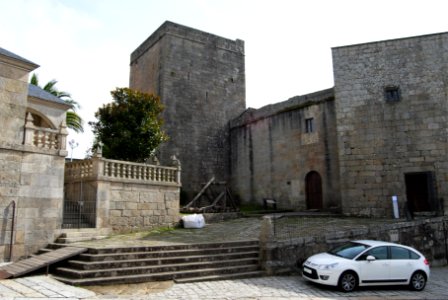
303, 267, 312, 274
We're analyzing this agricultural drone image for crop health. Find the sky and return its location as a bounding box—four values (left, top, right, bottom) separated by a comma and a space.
1, 0, 447, 159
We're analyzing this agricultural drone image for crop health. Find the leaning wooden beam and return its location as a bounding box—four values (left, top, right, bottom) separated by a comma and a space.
184, 176, 215, 208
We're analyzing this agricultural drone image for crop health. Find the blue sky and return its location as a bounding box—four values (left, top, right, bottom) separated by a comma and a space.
1, 0, 447, 158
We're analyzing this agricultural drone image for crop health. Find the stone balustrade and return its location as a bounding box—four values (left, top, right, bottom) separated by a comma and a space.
65, 157, 181, 185
23, 112, 68, 154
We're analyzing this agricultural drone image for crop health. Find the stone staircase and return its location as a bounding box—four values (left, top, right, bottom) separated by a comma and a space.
49, 240, 262, 285
54, 229, 111, 244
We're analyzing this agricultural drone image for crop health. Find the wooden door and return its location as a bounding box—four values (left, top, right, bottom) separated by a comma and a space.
306, 171, 323, 210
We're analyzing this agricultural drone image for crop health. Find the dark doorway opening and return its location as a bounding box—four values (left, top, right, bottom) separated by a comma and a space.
305, 171, 323, 210
404, 172, 436, 214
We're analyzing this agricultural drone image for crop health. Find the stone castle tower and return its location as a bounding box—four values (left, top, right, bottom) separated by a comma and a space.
130, 21, 246, 199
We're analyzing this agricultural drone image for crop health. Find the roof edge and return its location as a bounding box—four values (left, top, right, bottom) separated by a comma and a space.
0, 47, 39, 72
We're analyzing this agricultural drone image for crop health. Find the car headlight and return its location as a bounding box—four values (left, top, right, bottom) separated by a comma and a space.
317, 262, 339, 270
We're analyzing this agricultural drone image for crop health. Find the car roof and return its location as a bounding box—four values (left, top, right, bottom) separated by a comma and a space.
352, 240, 401, 247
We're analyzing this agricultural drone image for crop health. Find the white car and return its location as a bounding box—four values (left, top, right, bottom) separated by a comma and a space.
302, 240, 430, 292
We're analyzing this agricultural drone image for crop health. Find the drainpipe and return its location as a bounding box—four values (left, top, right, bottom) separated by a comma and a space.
9, 201, 16, 262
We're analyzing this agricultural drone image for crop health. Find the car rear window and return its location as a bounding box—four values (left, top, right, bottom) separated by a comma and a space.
391, 246, 421, 260
328, 242, 370, 259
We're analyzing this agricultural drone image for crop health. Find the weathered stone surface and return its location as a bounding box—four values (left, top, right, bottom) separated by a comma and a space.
333, 32, 448, 217
230, 89, 341, 211
130, 21, 246, 199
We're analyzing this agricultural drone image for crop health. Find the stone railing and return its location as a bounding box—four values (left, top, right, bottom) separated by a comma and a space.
65, 156, 181, 185
23, 112, 68, 154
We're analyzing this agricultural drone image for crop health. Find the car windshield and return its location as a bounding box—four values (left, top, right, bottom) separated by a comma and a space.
328, 242, 370, 259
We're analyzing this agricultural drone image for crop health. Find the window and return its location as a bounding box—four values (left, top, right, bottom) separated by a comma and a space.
357, 246, 388, 260
384, 86, 400, 102
391, 246, 414, 259
305, 118, 314, 133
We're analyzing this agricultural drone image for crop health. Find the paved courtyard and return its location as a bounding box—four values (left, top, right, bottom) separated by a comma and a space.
0, 266, 447, 299
1, 215, 447, 299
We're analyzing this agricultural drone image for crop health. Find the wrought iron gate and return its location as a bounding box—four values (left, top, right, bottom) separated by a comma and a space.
62, 180, 97, 229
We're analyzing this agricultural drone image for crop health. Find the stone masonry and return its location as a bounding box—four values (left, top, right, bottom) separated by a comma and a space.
230, 89, 341, 211
130, 22, 447, 218
0, 48, 70, 261
130, 21, 246, 201
333, 33, 448, 217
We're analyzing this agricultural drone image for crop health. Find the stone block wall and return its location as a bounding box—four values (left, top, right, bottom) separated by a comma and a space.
0, 56, 29, 145
108, 182, 179, 232
332, 33, 448, 217
0, 49, 68, 262
0, 149, 65, 261
229, 89, 341, 210
64, 157, 181, 233
130, 21, 246, 200
260, 216, 448, 275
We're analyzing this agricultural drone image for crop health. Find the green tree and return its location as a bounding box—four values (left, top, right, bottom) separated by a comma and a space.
30, 73, 84, 133
89, 87, 168, 162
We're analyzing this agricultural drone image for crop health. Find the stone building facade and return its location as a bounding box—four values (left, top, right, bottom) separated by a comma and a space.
333, 33, 448, 217
0, 48, 70, 261
229, 89, 341, 211
133, 22, 447, 218
129, 21, 246, 200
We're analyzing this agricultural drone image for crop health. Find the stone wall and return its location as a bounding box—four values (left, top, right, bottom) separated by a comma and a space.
0, 48, 68, 262
229, 89, 341, 210
260, 216, 448, 275
130, 21, 246, 200
1, 149, 66, 261
332, 33, 448, 217
64, 156, 181, 233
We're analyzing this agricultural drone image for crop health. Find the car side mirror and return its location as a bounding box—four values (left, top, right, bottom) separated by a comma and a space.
366, 255, 376, 262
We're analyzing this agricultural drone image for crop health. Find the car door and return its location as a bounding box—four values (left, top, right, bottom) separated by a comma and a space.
356, 246, 390, 284
388, 246, 415, 283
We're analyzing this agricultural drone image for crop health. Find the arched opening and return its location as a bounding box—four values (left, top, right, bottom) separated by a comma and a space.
26, 109, 55, 129
305, 171, 323, 210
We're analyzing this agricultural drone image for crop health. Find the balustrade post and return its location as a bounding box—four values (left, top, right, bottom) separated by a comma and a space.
91, 157, 104, 179
171, 155, 182, 185
24, 113, 36, 146
58, 120, 68, 156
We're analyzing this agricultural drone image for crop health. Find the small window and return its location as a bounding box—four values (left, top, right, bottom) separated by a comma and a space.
305, 118, 314, 133
384, 86, 400, 102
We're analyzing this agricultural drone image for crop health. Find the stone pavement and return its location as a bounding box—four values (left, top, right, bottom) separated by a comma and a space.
0, 266, 447, 299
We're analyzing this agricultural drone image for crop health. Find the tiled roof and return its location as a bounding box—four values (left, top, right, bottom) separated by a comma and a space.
28, 84, 71, 107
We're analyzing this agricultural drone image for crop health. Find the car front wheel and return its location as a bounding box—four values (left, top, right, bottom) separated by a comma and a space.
409, 271, 426, 291
338, 271, 357, 292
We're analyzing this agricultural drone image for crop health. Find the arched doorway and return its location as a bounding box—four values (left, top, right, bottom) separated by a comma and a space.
305, 171, 323, 210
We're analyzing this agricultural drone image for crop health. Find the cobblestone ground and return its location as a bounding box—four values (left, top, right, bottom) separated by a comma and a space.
0, 267, 447, 299
1, 216, 446, 299
71, 215, 405, 248
136, 267, 448, 300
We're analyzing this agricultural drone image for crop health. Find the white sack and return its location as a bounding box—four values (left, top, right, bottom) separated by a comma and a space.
182, 213, 205, 229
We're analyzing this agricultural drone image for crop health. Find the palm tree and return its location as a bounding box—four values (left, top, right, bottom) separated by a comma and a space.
30, 73, 84, 133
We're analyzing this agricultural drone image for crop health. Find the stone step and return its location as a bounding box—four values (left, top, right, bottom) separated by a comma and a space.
52, 264, 261, 286
50, 240, 262, 286
67, 251, 259, 270
174, 270, 264, 284
85, 240, 259, 254
78, 245, 259, 261
55, 229, 111, 244
55, 257, 259, 279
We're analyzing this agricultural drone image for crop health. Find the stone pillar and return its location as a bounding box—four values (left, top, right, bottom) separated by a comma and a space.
259, 215, 275, 275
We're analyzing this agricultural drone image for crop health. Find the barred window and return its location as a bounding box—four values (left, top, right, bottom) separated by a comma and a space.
305, 118, 314, 133
384, 86, 400, 102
